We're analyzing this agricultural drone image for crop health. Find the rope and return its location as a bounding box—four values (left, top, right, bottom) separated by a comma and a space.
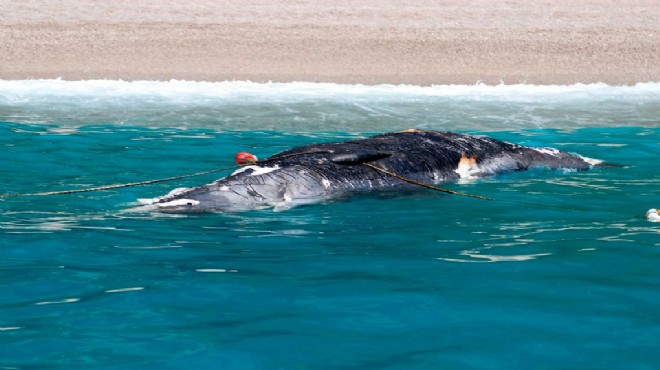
0, 166, 238, 198
362, 163, 494, 201
363, 162, 586, 211
0, 150, 328, 199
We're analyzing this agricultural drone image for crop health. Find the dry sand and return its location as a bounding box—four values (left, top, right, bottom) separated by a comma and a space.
1, 0, 659, 85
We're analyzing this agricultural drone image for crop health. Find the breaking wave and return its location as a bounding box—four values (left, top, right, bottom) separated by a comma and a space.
1, 79, 659, 132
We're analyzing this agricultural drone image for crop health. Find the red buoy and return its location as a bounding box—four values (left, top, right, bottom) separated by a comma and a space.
235, 152, 258, 166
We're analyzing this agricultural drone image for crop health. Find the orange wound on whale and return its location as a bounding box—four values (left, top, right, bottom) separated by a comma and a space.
458, 154, 477, 166
235, 152, 258, 166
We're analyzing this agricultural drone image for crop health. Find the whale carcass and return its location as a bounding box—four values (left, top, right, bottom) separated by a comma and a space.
141, 130, 603, 213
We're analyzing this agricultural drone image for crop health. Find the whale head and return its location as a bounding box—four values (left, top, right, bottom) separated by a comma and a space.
142, 165, 329, 213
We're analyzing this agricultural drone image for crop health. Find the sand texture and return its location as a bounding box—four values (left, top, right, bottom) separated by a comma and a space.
1, 0, 659, 85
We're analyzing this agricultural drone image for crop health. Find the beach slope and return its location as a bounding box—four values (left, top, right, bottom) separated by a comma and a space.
1, 0, 658, 84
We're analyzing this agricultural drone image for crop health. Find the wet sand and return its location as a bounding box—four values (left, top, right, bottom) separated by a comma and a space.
1, 0, 658, 85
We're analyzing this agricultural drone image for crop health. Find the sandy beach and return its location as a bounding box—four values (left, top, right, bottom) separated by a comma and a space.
1, 0, 658, 85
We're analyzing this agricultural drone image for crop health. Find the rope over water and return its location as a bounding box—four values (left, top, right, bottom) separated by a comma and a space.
362, 163, 587, 211
0, 150, 334, 199
362, 163, 494, 201
0, 166, 238, 198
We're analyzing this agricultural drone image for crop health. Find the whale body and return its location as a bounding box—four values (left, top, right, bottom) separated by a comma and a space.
142, 130, 602, 213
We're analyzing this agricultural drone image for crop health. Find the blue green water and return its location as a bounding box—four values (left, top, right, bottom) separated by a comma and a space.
1, 81, 659, 369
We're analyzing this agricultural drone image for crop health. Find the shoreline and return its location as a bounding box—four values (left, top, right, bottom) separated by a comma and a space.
1, 1, 659, 85
2, 79, 659, 88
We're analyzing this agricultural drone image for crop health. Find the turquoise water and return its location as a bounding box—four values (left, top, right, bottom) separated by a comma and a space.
1, 81, 659, 369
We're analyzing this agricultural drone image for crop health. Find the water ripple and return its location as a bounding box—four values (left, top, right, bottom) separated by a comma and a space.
437, 251, 552, 263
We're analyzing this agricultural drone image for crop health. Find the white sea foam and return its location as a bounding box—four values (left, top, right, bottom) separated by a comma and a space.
1, 79, 659, 103
1, 79, 658, 131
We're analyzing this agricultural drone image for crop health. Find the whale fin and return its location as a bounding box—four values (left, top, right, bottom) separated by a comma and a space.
330, 151, 392, 165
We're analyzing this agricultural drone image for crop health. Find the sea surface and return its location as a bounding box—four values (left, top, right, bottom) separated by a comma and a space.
0, 80, 659, 369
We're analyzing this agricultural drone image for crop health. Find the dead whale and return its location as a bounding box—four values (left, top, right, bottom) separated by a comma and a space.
140, 130, 603, 213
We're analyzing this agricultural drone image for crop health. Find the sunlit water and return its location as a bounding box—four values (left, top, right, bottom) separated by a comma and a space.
1, 80, 659, 369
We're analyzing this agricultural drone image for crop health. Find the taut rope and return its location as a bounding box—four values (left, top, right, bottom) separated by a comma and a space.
0, 166, 238, 198
362, 163, 494, 201
362, 162, 589, 211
